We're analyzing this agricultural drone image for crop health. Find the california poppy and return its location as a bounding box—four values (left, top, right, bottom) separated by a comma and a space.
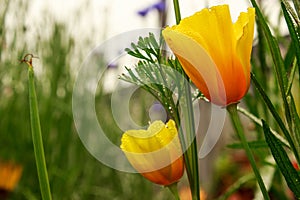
120, 120, 184, 186
163, 5, 255, 106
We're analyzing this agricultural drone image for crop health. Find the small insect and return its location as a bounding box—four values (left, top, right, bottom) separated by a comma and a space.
19, 54, 39, 66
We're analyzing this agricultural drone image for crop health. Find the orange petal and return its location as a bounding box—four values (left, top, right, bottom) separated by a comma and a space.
163, 28, 227, 105
163, 5, 255, 105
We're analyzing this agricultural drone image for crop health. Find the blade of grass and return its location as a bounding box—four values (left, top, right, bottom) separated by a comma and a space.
262, 120, 300, 198
25, 58, 52, 200
281, 2, 300, 154
251, 73, 300, 163
281, 0, 300, 84
237, 106, 289, 147
250, 0, 288, 88
291, 0, 300, 18
250, 0, 292, 125
285, 59, 297, 96
284, 42, 296, 71
287, 95, 300, 160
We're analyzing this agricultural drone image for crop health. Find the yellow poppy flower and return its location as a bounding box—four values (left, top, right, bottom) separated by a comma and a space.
162, 5, 255, 106
120, 120, 184, 186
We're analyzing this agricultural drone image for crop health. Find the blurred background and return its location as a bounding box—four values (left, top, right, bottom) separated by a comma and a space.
0, 0, 295, 199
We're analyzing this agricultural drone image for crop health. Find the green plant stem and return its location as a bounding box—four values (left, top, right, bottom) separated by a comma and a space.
182, 81, 200, 200
167, 183, 180, 200
227, 103, 270, 200
171, 65, 200, 200
237, 106, 289, 147
28, 65, 52, 200
173, 0, 181, 24
291, 0, 300, 19
172, 1, 200, 199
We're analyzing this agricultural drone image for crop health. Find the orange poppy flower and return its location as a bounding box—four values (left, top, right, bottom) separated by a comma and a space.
120, 120, 184, 186
162, 5, 255, 106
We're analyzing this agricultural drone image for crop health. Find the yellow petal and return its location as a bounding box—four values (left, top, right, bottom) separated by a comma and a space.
163, 28, 227, 105
163, 5, 255, 105
121, 120, 178, 153
169, 5, 235, 75
120, 120, 183, 173
234, 7, 255, 84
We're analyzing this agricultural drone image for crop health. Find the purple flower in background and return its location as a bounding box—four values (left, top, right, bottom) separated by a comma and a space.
137, 8, 151, 17
152, 0, 166, 12
137, 0, 166, 17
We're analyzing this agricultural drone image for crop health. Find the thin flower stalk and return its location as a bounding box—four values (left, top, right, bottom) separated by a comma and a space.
172, 1, 200, 199
21, 54, 52, 200
227, 103, 270, 200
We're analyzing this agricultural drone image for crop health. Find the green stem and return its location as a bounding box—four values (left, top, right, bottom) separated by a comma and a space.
291, 0, 300, 19
173, 0, 181, 24
167, 182, 180, 200
182, 80, 200, 200
227, 103, 270, 200
172, 1, 200, 199
173, 99, 198, 200
28, 66, 52, 200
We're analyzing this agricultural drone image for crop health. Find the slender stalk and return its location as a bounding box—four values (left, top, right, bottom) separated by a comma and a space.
27, 62, 52, 200
173, 0, 181, 24
237, 106, 289, 147
173, 104, 201, 200
291, 0, 300, 19
173, 90, 199, 200
167, 183, 180, 200
227, 103, 270, 200
172, 1, 200, 199
182, 80, 200, 200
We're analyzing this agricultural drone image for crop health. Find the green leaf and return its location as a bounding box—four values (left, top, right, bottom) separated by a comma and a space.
279, 1, 300, 161
291, 0, 300, 18
250, 0, 292, 125
120, 61, 182, 115
284, 42, 296, 71
28, 66, 52, 200
262, 120, 300, 199
285, 59, 297, 96
125, 33, 163, 63
148, 32, 160, 51
250, 0, 288, 89
251, 73, 299, 162
281, 1, 300, 82
237, 106, 290, 147
287, 95, 300, 162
